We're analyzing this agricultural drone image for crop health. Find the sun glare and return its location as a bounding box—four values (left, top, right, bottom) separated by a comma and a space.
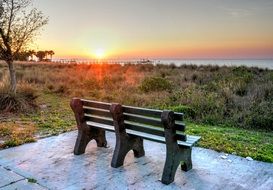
94, 48, 105, 59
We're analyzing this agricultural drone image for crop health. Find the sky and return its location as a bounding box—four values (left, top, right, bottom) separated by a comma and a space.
32, 0, 273, 59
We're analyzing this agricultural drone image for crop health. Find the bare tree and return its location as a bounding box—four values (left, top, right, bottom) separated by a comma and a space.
0, 0, 48, 93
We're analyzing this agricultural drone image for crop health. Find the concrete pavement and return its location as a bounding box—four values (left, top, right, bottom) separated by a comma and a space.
0, 131, 272, 190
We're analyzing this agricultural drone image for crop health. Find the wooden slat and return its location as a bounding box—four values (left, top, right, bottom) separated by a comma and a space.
83, 107, 112, 118
174, 113, 183, 120
86, 122, 199, 147
84, 114, 113, 126
81, 99, 183, 121
123, 105, 184, 121
124, 122, 165, 137
175, 122, 186, 132
178, 135, 200, 147
124, 113, 162, 127
86, 121, 115, 132
123, 105, 162, 118
176, 133, 187, 141
81, 99, 110, 110
126, 130, 196, 147
126, 129, 166, 144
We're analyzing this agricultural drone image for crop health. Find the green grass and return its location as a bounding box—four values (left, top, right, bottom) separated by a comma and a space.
29, 91, 76, 136
186, 123, 273, 162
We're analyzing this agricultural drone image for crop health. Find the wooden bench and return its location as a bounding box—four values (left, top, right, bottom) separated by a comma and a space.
70, 98, 200, 185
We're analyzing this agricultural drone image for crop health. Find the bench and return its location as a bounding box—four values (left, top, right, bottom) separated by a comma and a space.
70, 98, 200, 185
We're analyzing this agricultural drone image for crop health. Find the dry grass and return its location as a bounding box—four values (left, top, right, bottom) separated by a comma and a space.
1, 61, 272, 130
0, 61, 272, 162
0, 122, 36, 148
0, 78, 38, 113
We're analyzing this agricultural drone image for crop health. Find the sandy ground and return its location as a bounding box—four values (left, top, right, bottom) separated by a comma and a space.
0, 131, 272, 190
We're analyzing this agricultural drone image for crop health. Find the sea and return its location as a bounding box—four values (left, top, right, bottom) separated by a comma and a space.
53, 59, 273, 70
153, 59, 273, 70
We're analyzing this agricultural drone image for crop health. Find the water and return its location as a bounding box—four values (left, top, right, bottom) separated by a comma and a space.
153, 59, 273, 70
53, 59, 273, 70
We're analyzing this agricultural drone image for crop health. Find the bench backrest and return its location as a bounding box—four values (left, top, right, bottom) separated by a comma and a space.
81, 99, 186, 141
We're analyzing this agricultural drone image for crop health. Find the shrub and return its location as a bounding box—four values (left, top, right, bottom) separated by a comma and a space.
0, 82, 38, 113
168, 105, 196, 119
83, 78, 100, 89
139, 77, 173, 92
246, 101, 273, 130
54, 84, 69, 94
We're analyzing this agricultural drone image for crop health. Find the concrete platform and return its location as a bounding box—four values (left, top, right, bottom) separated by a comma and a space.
0, 131, 272, 190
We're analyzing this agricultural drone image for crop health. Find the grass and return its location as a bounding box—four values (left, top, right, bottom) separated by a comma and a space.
186, 123, 273, 162
0, 122, 36, 148
0, 61, 272, 163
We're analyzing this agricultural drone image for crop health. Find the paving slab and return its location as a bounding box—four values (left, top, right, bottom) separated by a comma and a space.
0, 179, 47, 190
0, 131, 272, 190
0, 166, 24, 188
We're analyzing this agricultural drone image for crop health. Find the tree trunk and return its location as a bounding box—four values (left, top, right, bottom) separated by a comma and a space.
7, 61, 17, 94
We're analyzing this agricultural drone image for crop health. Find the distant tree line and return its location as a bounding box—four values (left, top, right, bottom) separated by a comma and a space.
15, 50, 55, 62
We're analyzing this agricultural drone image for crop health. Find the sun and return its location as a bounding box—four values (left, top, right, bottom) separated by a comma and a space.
94, 48, 105, 59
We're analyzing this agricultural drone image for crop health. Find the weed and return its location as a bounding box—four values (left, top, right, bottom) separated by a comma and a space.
140, 76, 173, 92
27, 178, 37, 183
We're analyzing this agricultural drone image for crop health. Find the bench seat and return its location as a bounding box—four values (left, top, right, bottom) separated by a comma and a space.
86, 121, 200, 147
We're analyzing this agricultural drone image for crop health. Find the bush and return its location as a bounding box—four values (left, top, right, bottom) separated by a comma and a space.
246, 101, 273, 130
139, 77, 173, 92
168, 105, 196, 119
0, 82, 38, 113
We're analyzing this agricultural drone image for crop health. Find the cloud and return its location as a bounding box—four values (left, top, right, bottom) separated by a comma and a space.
225, 8, 252, 18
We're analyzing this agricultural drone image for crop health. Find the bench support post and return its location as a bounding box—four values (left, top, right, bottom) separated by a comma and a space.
161, 111, 192, 185
110, 103, 145, 168
70, 98, 107, 155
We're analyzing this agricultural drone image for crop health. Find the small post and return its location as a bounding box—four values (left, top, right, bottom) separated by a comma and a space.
70, 98, 107, 155
110, 103, 145, 168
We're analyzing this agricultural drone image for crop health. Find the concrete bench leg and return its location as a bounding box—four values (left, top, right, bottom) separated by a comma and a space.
110, 104, 145, 168
162, 152, 181, 184
71, 98, 107, 155
111, 134, 144, 168
180, 148, 192, 171
161, 111, 193, 185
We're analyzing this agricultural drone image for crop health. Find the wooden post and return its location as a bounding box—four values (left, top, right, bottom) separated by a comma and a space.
70, 98, 107, 155
161, 111, 193, 185
110, 103, 145, 168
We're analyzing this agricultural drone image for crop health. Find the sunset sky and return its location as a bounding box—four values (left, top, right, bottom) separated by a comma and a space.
33, 0, 273, 59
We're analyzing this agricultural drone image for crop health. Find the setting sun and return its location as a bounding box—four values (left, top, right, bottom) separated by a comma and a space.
94, 48, 106, 59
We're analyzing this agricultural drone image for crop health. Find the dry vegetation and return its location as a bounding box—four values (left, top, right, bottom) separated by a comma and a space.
0, 61, 272, 162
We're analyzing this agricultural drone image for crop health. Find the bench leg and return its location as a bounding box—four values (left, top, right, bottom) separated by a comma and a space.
180, 148, 192, 171
74, 128, 107, 155
111, 135, 145, 168
74, 130, 91, 155
111, 135, 130, 168
161, 153, 181, 185
94, 129, 108, 148
131, 136, 145, 158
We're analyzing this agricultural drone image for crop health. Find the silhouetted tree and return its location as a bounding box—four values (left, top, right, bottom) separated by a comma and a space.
28, 50, 36, 61
0, 0, 48, 93
14, 51, 31, 61
36, 51, 46, 61
48, 50, 55, 61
